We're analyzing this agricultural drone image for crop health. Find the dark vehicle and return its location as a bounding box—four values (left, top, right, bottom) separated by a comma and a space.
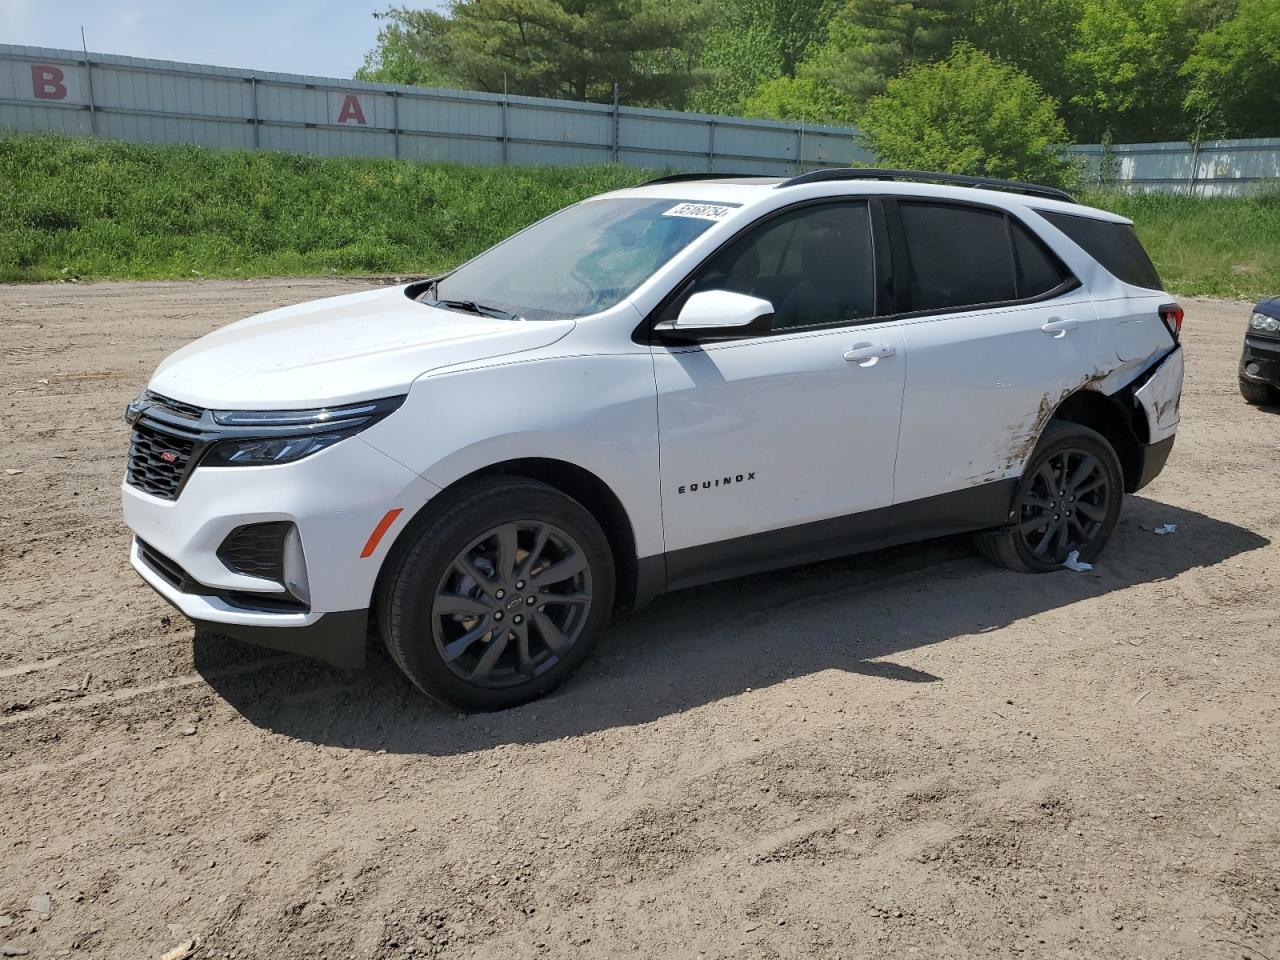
1240, 297, 1280, 405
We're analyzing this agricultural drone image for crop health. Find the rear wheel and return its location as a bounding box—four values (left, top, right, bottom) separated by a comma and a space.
975, 422, 1123, 573
1239, 378, 1277, 406
379, 478, 615, 711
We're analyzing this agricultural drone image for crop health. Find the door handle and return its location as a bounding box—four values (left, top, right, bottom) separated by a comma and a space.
844, 343, 896, 366
1041, 317, 1080, 338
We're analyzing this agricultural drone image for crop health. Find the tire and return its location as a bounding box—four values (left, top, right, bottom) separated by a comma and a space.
1239, 378, 1277, 406
975, 421, 1124, 573
378, 478, 616, 711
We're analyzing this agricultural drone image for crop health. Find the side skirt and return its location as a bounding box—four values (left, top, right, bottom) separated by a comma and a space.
661, 478, 1019, 594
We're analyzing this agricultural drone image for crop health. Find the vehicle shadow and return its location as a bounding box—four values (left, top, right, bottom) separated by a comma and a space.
195, 494, 1269, 756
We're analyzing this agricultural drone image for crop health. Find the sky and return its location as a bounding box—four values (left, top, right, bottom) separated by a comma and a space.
1, 0, 446, 79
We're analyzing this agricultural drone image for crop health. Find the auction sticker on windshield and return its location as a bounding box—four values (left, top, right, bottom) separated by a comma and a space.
662, 202, 738, 221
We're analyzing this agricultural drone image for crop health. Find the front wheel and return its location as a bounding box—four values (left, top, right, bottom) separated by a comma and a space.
975, 422, 1124, 573
378, 478, 615, 711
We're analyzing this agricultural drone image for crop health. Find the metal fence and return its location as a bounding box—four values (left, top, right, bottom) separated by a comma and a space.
0, 43, 871, 175
4, 43, 1279, 194
1068, 139, 1280, 197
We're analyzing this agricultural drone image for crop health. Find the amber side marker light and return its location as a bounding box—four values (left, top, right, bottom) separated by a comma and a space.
361, 508, 404, 558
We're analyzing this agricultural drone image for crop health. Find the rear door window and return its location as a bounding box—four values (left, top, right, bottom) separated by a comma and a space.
1038, 211, 1163, 290
897, 202, 1017, 311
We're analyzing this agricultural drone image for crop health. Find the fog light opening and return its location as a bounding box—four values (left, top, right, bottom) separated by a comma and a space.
1246, 362, 1261, 377
283, 524, 311, 607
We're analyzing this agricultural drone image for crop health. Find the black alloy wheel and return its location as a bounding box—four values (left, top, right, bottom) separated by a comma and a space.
1015, 448, 1111, 564
431, 520, 593, 688
379, 478, 615, 711
975, 421, 1124, 573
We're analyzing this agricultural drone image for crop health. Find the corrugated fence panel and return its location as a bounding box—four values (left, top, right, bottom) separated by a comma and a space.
0, 100, 92, 137
706, 119, 797, 165
0, 42, 869, 175
3, 43, 1278, 192
1067, 138, 1280, 195
507, 98, 610, 166
803, 129, 873, 167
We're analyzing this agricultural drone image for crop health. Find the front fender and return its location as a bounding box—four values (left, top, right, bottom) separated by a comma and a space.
359, 354, 664, 558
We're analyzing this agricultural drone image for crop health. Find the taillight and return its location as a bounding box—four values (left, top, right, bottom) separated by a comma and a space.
1158, 303, 1183, 342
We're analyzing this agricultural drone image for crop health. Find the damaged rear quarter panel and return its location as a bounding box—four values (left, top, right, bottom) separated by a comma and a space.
995, 292, 1181, 477
893, 293, 1103, 504
996, 342, 1182, 484
1133, 346, 1184, 443
996, 366, 1114, 475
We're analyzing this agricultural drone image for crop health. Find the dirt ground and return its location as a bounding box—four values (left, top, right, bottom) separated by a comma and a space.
1, 279, 1277, 960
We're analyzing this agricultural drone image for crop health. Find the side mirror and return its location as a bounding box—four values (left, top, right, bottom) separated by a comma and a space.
654, 290, 774, 341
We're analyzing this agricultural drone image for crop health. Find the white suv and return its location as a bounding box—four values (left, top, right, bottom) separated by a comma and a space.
122, 169, 1185, 710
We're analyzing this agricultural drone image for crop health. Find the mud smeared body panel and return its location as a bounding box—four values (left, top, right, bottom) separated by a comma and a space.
997, 367, 1112, 477
994, 340, 1181, 495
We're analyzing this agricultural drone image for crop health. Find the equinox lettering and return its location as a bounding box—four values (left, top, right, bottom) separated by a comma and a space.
678, 472, 756, 495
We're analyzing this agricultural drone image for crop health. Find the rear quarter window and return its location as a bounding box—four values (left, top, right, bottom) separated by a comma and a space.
1010, 220, 1072, 299
1039, 211, 1163, 291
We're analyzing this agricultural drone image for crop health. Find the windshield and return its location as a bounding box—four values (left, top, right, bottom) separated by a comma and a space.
431, 197, 738, 320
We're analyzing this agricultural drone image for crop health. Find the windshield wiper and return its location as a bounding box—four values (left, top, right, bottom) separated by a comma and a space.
425, 298, 520, 321
416, 277, 521, 320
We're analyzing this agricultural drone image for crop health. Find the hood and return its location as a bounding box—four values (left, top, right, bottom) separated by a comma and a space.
149, 285, 575, 410
1256, 296, 1280, 318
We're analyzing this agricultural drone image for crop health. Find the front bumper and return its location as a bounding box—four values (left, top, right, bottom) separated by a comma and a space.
1240, 334, 1280, 387
123, 434, 440, 667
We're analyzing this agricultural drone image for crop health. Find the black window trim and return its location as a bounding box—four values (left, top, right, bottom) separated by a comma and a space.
882, 196, 1082, 323
634, 196, 893, 345
633, 194, 1083, 345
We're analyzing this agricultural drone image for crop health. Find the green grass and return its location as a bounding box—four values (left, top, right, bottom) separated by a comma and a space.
0, 133, 652, 282
2, 133, 1277, 299
1083, 189, 1280, 300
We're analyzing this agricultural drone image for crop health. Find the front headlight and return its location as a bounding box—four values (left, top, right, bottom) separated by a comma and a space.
203, 433, 348, 466
1249, 312, 1280, 335
201, 395, 405, 467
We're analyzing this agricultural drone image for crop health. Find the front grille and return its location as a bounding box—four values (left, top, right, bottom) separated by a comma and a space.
217, 522, 291, 583
127, 422, 198, 500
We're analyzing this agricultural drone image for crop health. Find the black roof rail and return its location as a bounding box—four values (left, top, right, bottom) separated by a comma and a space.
642, 172, 769, 186
777, 168, 1075, 203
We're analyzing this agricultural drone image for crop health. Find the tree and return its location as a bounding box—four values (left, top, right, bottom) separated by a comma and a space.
355, 19, 456, 87
967, 0, 1083, 110
857, 43, 1077, 187
689, 0, 844, 115
742, 76, 854, 123
1182, 0, 1280, 139
803, 0, 971, 112
363, 1, 711, 107
1064, 0, 1231, 142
